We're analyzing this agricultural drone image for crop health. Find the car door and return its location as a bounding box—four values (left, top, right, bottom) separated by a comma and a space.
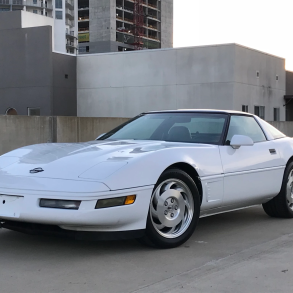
219, 115, 284, 206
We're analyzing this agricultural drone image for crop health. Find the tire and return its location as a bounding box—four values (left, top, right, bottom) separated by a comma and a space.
262, 161, 293, 218
139, 168, 200, 248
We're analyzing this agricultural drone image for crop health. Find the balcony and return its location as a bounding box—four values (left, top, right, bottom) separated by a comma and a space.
65, 0, 74, 10
66, 18, 74, 27
0, 0, 22, 5
66, 41, 76, 49
66, 30, 77, 39
65, 8, 74, 20
25, 1, 53, 10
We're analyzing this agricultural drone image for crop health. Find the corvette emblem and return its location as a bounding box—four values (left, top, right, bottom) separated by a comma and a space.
30, 168, 44, 174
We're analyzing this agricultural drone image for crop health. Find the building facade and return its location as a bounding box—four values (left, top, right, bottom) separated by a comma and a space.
77, 44, 286, 121
0, 0, 78, 54
0, 11, 77, 116
78, 0, 173, 54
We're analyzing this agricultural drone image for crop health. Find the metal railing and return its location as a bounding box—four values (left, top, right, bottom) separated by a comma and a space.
26, 1, 53, 9
0, 0, 53, 9
0, 0, 10, 4
65, 0, 74, 8
65, 8, 74, 19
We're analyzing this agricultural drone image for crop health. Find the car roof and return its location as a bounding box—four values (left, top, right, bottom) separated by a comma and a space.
146, 109, 254, 115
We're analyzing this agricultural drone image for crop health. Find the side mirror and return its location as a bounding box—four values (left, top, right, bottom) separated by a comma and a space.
96, 133, 106, 140
230, 135, 254, 149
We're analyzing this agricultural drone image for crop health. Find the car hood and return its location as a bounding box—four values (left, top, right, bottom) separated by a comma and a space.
0, 140, 211, 181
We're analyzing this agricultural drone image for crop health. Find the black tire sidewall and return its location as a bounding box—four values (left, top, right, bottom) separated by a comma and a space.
280, 161, 293, 217
145, 169, 200, 248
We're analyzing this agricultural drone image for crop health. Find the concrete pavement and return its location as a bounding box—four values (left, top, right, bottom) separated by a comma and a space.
1, 205, 293, 293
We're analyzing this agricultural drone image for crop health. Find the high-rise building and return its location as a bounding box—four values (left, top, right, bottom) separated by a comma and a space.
78, 0, 173, 54
0, 0, 78, 54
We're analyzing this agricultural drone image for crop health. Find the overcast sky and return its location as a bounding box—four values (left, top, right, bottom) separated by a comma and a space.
173, 0, 293, 71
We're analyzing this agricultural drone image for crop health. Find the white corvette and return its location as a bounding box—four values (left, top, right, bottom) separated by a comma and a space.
1, 110, 293, 248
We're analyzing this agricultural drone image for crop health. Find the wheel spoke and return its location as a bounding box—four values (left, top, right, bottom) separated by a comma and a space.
154, 222, 165, 230
151, 204, 159, 218
288, 171, 293, 186
174, 187, 184, 194
163, 181, 176, 192
167, 226, 177, 234
184, 199, 191, 210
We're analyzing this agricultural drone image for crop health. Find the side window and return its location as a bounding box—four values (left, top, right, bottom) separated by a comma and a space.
226, 115, 266, 144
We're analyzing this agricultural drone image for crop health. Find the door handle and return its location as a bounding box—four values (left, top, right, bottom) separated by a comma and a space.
269, 149, 277, 155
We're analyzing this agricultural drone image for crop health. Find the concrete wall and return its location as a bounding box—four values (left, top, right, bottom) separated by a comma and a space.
0, 115, 291, 156
0, 10, 22, 30
76, 44, 235, 118
161, 0, 173, 48
89, 0, 116, 43
21, 10, 54, 29
234, 45, 286, 121
0, 115, 129, 155
0, 115, 52, 155
52, 53, 77, 116
270, 121, 293, 137
77, 44, 286, 120
0, 25, 53, 116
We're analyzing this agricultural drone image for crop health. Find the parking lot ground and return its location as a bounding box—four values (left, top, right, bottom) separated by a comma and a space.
1, 205, 293, 293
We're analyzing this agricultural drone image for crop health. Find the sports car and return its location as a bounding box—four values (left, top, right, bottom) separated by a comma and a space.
0, 110, 293, 248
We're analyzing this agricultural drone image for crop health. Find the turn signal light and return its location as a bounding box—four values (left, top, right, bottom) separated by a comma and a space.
95, 195, 136, 209
124, 195, 136, 205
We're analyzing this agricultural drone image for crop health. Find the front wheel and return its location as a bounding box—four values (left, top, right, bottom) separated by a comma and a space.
140, 169, 200, 248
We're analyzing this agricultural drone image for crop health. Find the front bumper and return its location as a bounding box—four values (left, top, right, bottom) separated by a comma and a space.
0, 185, 153, 232
0, 221, 145, 240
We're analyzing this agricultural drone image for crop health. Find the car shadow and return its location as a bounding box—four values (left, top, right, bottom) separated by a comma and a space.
0, 205, 286, 257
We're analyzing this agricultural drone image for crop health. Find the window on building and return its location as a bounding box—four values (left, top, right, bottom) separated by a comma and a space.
55, 10, 62, 19
33, 0, 37, 4
28, 108, 41, 116
242, 105, 248, 113
55, 0, 62, 9
274, 108, 280, 121
33, 10, 38, 14
5, 108, 18, 115
86, 46, 89, 52
254, 106, 265, 120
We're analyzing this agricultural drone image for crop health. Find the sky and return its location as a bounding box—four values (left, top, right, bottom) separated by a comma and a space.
173, 0, 293, 71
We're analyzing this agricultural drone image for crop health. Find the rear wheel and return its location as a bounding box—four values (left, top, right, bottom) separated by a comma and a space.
140, 169, 200, 248
262, 161, 293, 218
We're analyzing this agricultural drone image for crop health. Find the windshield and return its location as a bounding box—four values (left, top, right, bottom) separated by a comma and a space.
98, 113, 228, 144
